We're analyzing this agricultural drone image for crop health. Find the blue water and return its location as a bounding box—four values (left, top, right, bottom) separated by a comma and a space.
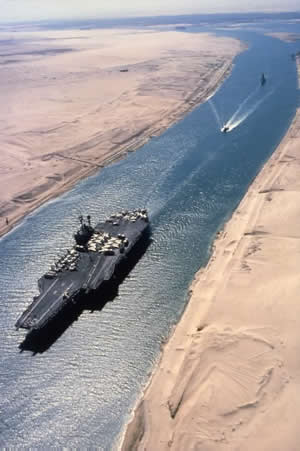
0, 20, 299, 449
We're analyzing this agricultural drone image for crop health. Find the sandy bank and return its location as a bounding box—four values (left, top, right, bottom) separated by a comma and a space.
121, 57, 300, 451
268, 32, 300, 42
0, 28, 243, 237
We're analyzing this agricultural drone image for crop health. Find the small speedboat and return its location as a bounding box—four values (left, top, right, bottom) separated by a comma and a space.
221, 125, 229, 133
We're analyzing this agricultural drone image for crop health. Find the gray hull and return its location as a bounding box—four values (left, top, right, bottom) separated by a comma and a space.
16, 211, 149, 331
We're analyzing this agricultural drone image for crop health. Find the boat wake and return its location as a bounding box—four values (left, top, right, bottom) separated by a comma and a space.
227, 87, 274, 131
226, 86, 260, 128
208, 99, 223, 129
220, 84, 274, 133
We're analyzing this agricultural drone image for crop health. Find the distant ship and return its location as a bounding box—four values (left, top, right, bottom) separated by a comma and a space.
16, 209, 149, 331
261, 73, 266, 86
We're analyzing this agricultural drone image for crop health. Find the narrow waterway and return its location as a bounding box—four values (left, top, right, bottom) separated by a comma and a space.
0, 25, 298, 449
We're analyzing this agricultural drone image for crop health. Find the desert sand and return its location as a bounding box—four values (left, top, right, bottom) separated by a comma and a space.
121, 58, 300, 450
268, 32, 300, 42
0, 27, 242, 236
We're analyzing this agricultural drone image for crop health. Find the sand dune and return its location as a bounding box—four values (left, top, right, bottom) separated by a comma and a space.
0, 27, 242, 236
121, 57, 300, 451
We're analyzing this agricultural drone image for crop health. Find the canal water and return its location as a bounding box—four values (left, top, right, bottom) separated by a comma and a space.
0, 22, 299, 449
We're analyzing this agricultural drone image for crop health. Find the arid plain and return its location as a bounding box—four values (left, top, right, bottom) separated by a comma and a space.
0, 27, 242, 235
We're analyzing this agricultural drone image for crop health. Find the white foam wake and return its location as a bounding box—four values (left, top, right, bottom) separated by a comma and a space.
227, 86, 260, 127
208, 99, 223, 129
227, 87, 274, 131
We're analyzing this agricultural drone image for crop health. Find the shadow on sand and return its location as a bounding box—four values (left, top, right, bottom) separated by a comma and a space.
19, 233, 152, 354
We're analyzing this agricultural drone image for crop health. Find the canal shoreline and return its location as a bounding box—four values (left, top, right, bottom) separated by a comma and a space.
0, 58, 233, 238
0, 29, 243, 239
120, 56, 300, 450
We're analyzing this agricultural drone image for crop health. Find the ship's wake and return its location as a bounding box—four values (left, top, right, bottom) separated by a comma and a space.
208, 99, 223, 129
227, 87, 274, 131
220, 85, 274, 133
145, 83, 275, 218
227, 86, 260, 128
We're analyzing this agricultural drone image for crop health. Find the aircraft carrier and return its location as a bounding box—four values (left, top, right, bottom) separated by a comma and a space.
16, 209, 149, 331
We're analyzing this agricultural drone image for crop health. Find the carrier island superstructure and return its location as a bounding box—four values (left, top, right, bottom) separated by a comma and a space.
16, 209, 149, 331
